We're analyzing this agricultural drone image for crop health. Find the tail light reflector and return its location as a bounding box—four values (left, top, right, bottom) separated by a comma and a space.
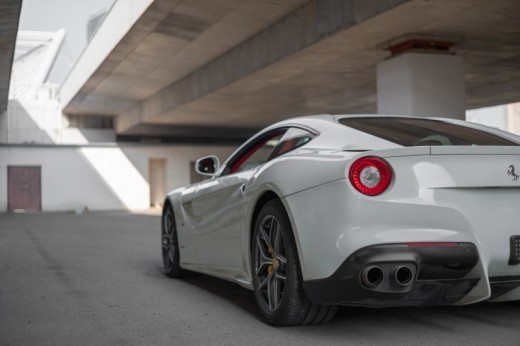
348, 156, 392, 196
406, 242, 460, 247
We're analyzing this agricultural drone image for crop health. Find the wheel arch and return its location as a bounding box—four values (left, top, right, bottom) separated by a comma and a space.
162, 195, 184, 263
250, 190, 281, 243
162, 197, 173, 214
248, 189, 334, 325
248, 189, 306, 281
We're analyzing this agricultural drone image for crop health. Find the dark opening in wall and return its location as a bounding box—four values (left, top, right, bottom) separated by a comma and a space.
67, 115, 114, 129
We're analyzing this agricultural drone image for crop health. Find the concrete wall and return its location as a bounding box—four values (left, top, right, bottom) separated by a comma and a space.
6, 98, 62, 144
508, 103, 520, 135
3, 93, 116, 145
466, 104, 508, 131
0, 144, 234, 212
61, 128, 115, 144
0, 110, 7, 142
466, 102, 520, 135
4, 84, 73, 145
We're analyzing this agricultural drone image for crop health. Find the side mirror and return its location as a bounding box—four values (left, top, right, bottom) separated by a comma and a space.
195, 155, 220, 177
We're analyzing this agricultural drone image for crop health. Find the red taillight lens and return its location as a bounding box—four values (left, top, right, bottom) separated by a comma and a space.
348, 156, 392, 196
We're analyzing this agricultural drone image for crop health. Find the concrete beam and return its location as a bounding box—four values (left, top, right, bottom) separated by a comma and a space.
66, 0, 520, 136
60, 0, 159, 112
0, 0, 22, 111
63, 0, 309, 117
117, 124, 259, 145
117, 0, 409, 133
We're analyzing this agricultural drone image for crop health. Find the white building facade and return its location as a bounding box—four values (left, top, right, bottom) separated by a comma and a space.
1, 30, 234, 212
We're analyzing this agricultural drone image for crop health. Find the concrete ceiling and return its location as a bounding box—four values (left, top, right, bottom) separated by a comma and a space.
0, 0, 22, 111
62, 0, 520, 141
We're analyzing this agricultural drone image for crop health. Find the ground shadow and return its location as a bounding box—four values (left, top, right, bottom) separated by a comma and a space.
152, 261, 520, 335
151, 263, 258, 317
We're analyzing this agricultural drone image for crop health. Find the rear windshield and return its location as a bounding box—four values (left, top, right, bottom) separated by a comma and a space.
339, 117, 518, 146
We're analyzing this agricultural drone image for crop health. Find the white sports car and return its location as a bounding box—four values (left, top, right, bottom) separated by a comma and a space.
161, 114, 520, 326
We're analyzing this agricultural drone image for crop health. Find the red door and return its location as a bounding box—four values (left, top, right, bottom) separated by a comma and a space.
7, 166, 42, 211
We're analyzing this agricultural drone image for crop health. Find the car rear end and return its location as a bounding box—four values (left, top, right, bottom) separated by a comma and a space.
284, 116, 520, 307
385, 146, 519, 301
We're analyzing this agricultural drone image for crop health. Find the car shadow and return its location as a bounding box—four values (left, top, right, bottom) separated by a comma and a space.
152, 263, 520, 333
153, 264, 259, 317
184, 274, 259, 316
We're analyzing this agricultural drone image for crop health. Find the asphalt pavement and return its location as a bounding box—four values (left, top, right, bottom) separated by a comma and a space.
1, 212, 519, 345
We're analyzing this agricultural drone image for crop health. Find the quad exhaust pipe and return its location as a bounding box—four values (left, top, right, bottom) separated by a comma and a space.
361, 266, 384, 287
392, 265, 413, 287
360, 263, 416, 290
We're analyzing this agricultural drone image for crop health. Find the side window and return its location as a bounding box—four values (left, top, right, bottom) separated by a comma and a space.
229, 131, 285, 174
269, 127, 315, 160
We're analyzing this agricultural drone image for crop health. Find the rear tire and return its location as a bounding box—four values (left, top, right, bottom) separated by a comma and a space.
162, 204, 187, 278
251, 200, 337, 326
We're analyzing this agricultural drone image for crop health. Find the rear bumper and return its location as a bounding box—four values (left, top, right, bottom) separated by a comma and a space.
284, 169, 520, 284
283, 172, 520, 303
302, 243, 483, 306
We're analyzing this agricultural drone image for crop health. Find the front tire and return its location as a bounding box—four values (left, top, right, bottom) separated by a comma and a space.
162, 204, 187, 278
252, 200, 337, 326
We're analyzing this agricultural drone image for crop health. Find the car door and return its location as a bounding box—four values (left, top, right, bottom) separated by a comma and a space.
181, 130, 286, 273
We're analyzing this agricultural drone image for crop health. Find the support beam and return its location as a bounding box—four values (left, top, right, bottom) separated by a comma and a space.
60, 0, 158, 112
117, 124, 259, 145
0, 0, 23, 111
116, 0, 410, 133
63, 0, 520, 134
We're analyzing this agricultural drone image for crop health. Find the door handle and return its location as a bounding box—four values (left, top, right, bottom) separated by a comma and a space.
240, 183, 246, 193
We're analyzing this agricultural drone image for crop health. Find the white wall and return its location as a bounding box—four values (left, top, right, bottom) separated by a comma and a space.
508, 103, 520, 135
466, 102, 520, 135
3, 96, 116, 145
0, 144, 234, 212
6, 98, 62, 144
466, 104, 508, 130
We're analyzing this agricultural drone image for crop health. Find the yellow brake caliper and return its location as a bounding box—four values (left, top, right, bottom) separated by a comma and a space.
267, 247, 274, 274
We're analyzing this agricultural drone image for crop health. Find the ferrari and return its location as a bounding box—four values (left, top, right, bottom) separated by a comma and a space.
161, 114, 520, 326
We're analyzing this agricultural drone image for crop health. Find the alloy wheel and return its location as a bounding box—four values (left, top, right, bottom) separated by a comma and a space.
162, 208, 176, 271
254, 214, 287, 312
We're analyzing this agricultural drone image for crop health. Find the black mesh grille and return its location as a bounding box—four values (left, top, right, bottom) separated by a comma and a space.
510, 236, 520, 265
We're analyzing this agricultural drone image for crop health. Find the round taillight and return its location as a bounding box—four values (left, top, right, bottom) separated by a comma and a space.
348, 156, 392, 196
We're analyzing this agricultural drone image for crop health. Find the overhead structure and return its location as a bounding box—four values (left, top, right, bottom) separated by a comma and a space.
0, 0, 23, 111
10, 30, 66, 100
61, 0, 520, 142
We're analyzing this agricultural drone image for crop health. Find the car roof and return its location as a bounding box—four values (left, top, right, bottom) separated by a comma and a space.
240, 114, 520, 154
270, 113, 420, 129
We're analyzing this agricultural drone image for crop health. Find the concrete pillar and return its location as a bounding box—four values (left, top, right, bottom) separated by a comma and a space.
377, 52, 465, 119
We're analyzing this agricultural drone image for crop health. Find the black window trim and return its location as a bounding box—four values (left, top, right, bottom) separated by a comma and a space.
220, 124, 319, 177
